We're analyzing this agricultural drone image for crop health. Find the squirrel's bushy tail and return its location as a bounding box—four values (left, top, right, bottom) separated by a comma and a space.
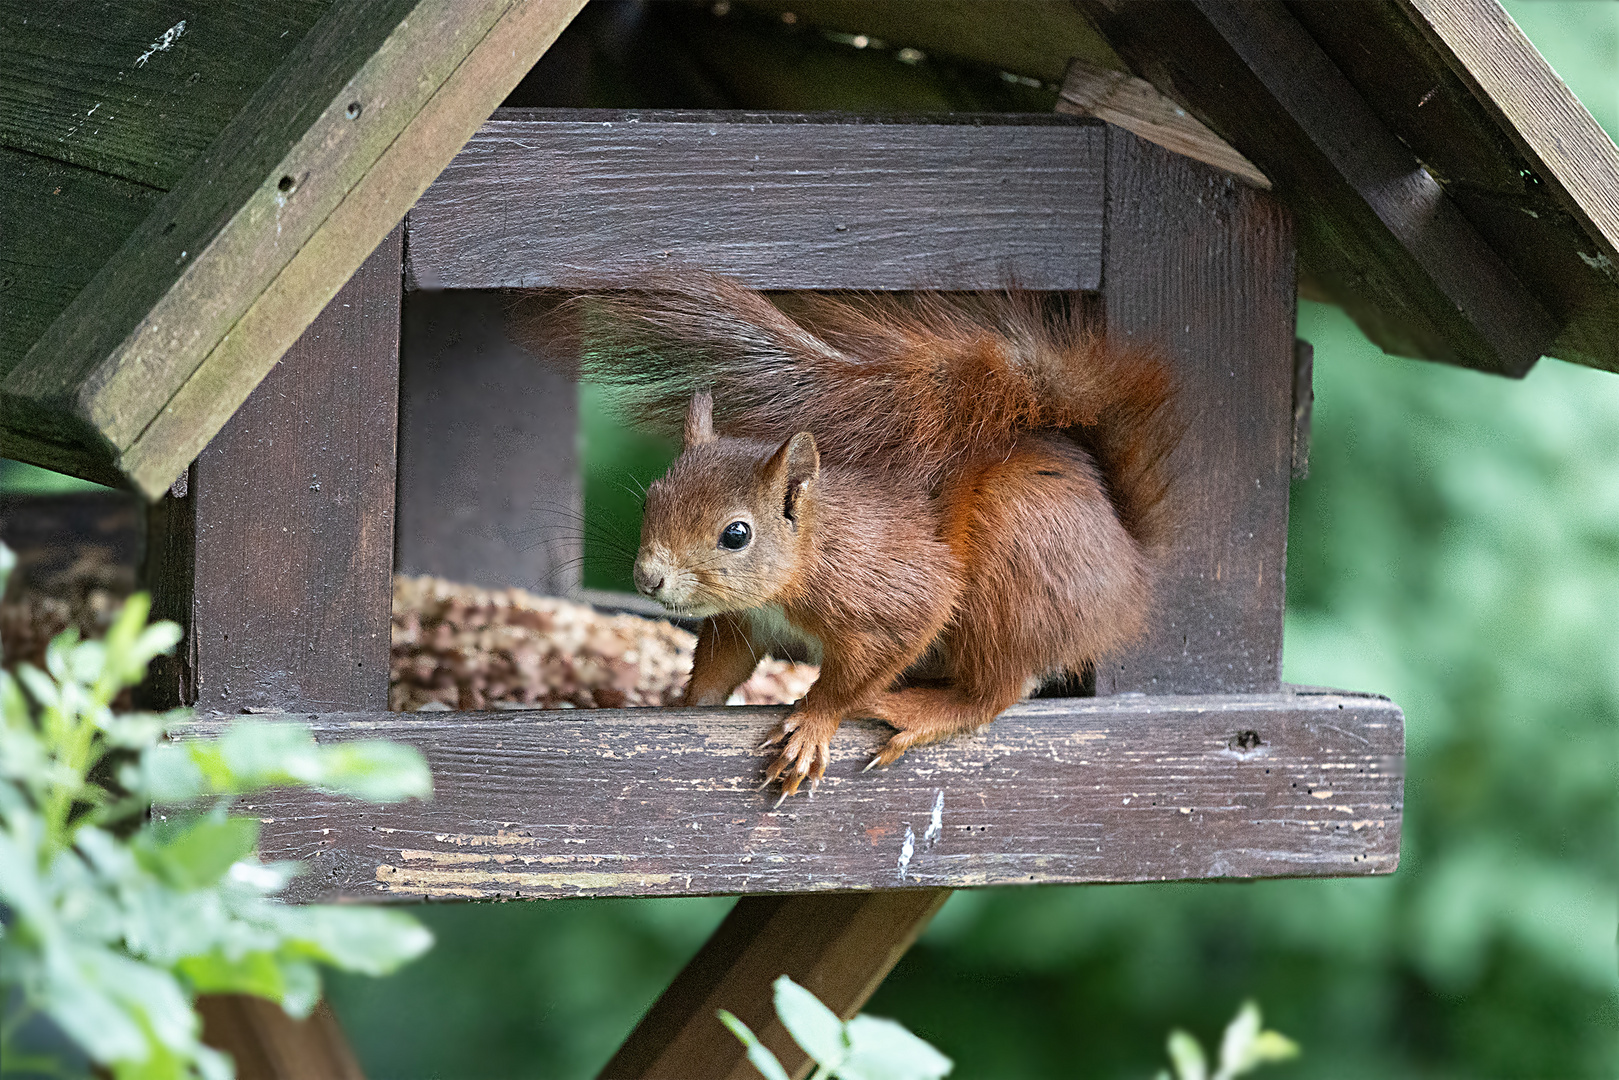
530, 273, 1178, 549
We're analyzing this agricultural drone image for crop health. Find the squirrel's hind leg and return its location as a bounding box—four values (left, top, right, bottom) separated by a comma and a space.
863, 683, 1022, 769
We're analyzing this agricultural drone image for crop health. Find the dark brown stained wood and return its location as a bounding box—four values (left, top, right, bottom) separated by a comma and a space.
195, 690, 1403, 902
1285, 2, 1619, 376
1099, 127, 1294, 696
1081, 0, 1556, 377
142, 228, 401, 713
736, 0, 1124, 84
0, 149, 161, 386
1395, 0, 1619, 373
1056, 58, 1269, 190
395, 290, 581, 595
0, 1, 331, 191
195, 998, 365, 1080
403, 110, 1106, 291
0, 0, 587, 497
602, 890, 950, 1080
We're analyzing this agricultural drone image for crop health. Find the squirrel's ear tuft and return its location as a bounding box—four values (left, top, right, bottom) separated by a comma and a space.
683, 390, 716, 448
765, 431, 820, 523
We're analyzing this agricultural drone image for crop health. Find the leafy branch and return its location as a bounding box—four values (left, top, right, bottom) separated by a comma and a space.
0, 543, 435, 1079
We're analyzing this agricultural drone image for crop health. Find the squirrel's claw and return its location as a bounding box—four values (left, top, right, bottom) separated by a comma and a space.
760, 713, 834, 802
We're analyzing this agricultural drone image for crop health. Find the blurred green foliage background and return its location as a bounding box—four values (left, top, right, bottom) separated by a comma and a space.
6, 1, 1615, 1075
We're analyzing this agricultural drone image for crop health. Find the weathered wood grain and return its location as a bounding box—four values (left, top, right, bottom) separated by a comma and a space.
395, 290, 582, 595
1056, 58, 1269, 190
602, 890, 949, 1080
143, 229, 401, 713
1396, 0, 1619, 373
0, 148, 162, 383
196, 691, 1403, 902
735, 0, 1124, 84
1, 0, 587, 497
1081, 0, 1556, 377
404, 110, 1106, 291
0, 1, 330, 191
1099, 127, 1294, 695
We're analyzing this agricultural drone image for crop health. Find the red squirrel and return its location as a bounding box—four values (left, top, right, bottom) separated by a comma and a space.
557, 275, 1177, 799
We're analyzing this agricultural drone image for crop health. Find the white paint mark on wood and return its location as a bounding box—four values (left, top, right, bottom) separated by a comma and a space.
897, 824, 915, 879
924, 790, 944, 846
136, 20, 186, 67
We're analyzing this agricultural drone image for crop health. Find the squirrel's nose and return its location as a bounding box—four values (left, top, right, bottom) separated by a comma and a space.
632, 561, 665, 597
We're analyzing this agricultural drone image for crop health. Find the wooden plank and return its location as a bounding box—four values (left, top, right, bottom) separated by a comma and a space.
1055, 58, 1269, 190
1400, 0, 1619, 267
1397, 0, 1619, 372
403, 110, 1106, 291
143, 228, 401, 713
195, 690, 1404, 902
1288, 1, 1619, 376
0, 1, 330, 191
601, 890, 949, 1080
1, 0, 586, 497
0, 148, 161, 383
395, 290, 581, 594
195, 998, 365, 1080
1081, 0, 1557, 376
736, 0, 1124, 84
1099, 127, 1294, 695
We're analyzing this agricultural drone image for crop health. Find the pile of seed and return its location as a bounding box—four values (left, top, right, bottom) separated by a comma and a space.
390, 574, 818, 712
1, 551, 131, 671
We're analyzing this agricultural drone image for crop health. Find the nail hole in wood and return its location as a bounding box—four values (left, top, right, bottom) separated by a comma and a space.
346, 101, 362, 119
278, 175, 296, 194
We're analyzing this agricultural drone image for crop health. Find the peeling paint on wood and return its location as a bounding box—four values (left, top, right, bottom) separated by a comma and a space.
190, 689, 1405, 902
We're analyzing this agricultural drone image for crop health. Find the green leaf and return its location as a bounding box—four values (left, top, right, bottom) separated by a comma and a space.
772, 975, 849, 1070
313, 740, 433, 802
1216, 1001, 1263, 1078
1214, 1002, 1299, 1078
135, 814, 261, 890
177, 949, 286, 1000
842, 1014, 953, 1080
1167, 1030, 1208, 1080
718, 1009, 792, 1080
280, 905, 435, 977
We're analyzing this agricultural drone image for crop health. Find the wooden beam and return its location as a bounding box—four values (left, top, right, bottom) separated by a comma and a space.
189, 690, 1403, 903
141, 226, 403, 1080
1056, 58, 1269, 190
194, 999, 364, 1080
1080, 0, 1557, 376
601, 890, 949, 1080
1, 0, 586, 498
1099, 127, 1295, 695
144, 226, 401, 710
403, 111, 1106, 291
1400, 0, 1619, 272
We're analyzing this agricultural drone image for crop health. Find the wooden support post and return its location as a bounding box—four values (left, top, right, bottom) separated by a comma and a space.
1099, 127, 1296, 695
144, 227, 403, 1078
395, 289, 580, 595
600, 890, 950, 1080
145, 227, 402, 715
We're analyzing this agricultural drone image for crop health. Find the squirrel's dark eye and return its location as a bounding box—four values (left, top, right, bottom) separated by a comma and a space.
719, 520, 751, 550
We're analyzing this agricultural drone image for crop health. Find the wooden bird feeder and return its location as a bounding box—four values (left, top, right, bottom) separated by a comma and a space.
4, 1, 1617, 1077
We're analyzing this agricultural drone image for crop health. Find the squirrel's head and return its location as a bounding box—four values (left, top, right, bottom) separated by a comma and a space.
633, 391, 820, 617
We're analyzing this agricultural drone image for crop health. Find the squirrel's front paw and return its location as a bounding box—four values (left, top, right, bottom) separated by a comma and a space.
759, 711, 839, 802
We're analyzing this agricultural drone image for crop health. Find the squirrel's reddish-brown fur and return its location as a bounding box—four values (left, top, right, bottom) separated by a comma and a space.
534, 273, 1178, 797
